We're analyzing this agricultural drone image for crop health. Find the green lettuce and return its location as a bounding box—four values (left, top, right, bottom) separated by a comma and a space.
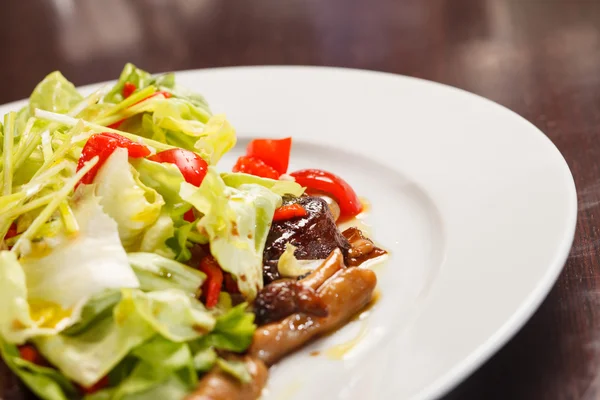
222, 172, 305, 197
33, 291, 156, 387
29, 71, 83, 114
180, 168, 281, 300
194, 303, 255, 353
128, 252, 204, 296
193, 115, 236, 165
132, 158, 189, 217
103, 64, 160, 104
0, 338, 78, 400
127, 289, 214, 342
0, 195, 139, 344
94, 148, 166, 250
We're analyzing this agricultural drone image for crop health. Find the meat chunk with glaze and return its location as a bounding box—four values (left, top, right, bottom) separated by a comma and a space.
262, 195, 350, 283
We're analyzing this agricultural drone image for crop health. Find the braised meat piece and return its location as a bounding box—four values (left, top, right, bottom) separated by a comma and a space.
263, 196, 350, 283
253, 280, 328, 325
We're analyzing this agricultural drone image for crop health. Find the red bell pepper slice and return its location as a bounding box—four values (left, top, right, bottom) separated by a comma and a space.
80, 375, 109, 395
18, 345, 45, 365
223, 272, 240, 294
183, 209, 196, 223
198, 255, 224, 308
246, 137, 292, 175
147, 148, 208, 187
148, 148, 208, 222
5, 223, 17, 240
122, 82, 136, 98
232, 156, 280, 179
273, 203, 307, 221
76, 133, 150, 186
289, 169, 362, 218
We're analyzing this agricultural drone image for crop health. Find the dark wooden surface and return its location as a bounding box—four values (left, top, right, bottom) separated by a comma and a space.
1, 0, 599, 399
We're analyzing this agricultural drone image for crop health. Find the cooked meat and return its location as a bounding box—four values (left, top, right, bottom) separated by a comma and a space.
253, 280, 328, 325
263, 195, 351, 283
186, 356, 268, 400
248, 266, 377, 366
342, 227, 387, 267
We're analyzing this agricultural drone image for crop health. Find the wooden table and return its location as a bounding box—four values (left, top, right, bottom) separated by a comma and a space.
1, 0, 598, 398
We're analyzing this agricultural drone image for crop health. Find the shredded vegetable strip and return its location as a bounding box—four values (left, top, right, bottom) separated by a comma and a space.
35, 109, 174, 152
59, 201, 78, 233
12, 119, 42, 173
93, 91, 165, 127
68, 84, 111, 117
12, 156, 98, 255
2, 112, 15, 196
5, 192, 55, 219
41, 130, 53, 162
95, 85, 156, 120
0, 192, 26, 210
12, 117, 35, 164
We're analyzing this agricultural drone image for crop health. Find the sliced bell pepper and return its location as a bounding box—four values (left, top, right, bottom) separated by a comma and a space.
122, 82, 137, 98
232, 155, 280, 179
80, 375, 109, 395
246, 137, 292, 174
18, 345, 44, 365
76, 133, 150, 186
272, 203, 307, 221
290, 169, 362, 218
198, 255, 224, 308
148, 148, 208, 187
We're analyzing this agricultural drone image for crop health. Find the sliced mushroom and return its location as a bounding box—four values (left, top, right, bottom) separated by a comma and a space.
248, 266, 377, 366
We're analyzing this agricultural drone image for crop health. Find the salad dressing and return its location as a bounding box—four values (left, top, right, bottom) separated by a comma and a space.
325, 319, 369, 360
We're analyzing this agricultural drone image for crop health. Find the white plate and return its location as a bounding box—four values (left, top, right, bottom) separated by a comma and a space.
0, 66, 577, 400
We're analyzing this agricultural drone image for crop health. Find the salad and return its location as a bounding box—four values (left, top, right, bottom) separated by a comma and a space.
0, 64, 386, 400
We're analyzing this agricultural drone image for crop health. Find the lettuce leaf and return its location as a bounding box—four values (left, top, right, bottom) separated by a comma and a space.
33, 292, 156, 387
194, 303, 255, 353
62, 290, 122, 336
29, 71, 83, 114
138, 212, 176, 258
222, 172, 305, 197
94, 148, 165, 250
126, 289, 214, 342
34, 287, 216, 387
0, 195, 139, 344
103, 64, 157, 104
0, 338, 78, 400
132, 158, 190, 217
193, 115, 236, 165
180, 168, 281, 300
127, 252, 205, 297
